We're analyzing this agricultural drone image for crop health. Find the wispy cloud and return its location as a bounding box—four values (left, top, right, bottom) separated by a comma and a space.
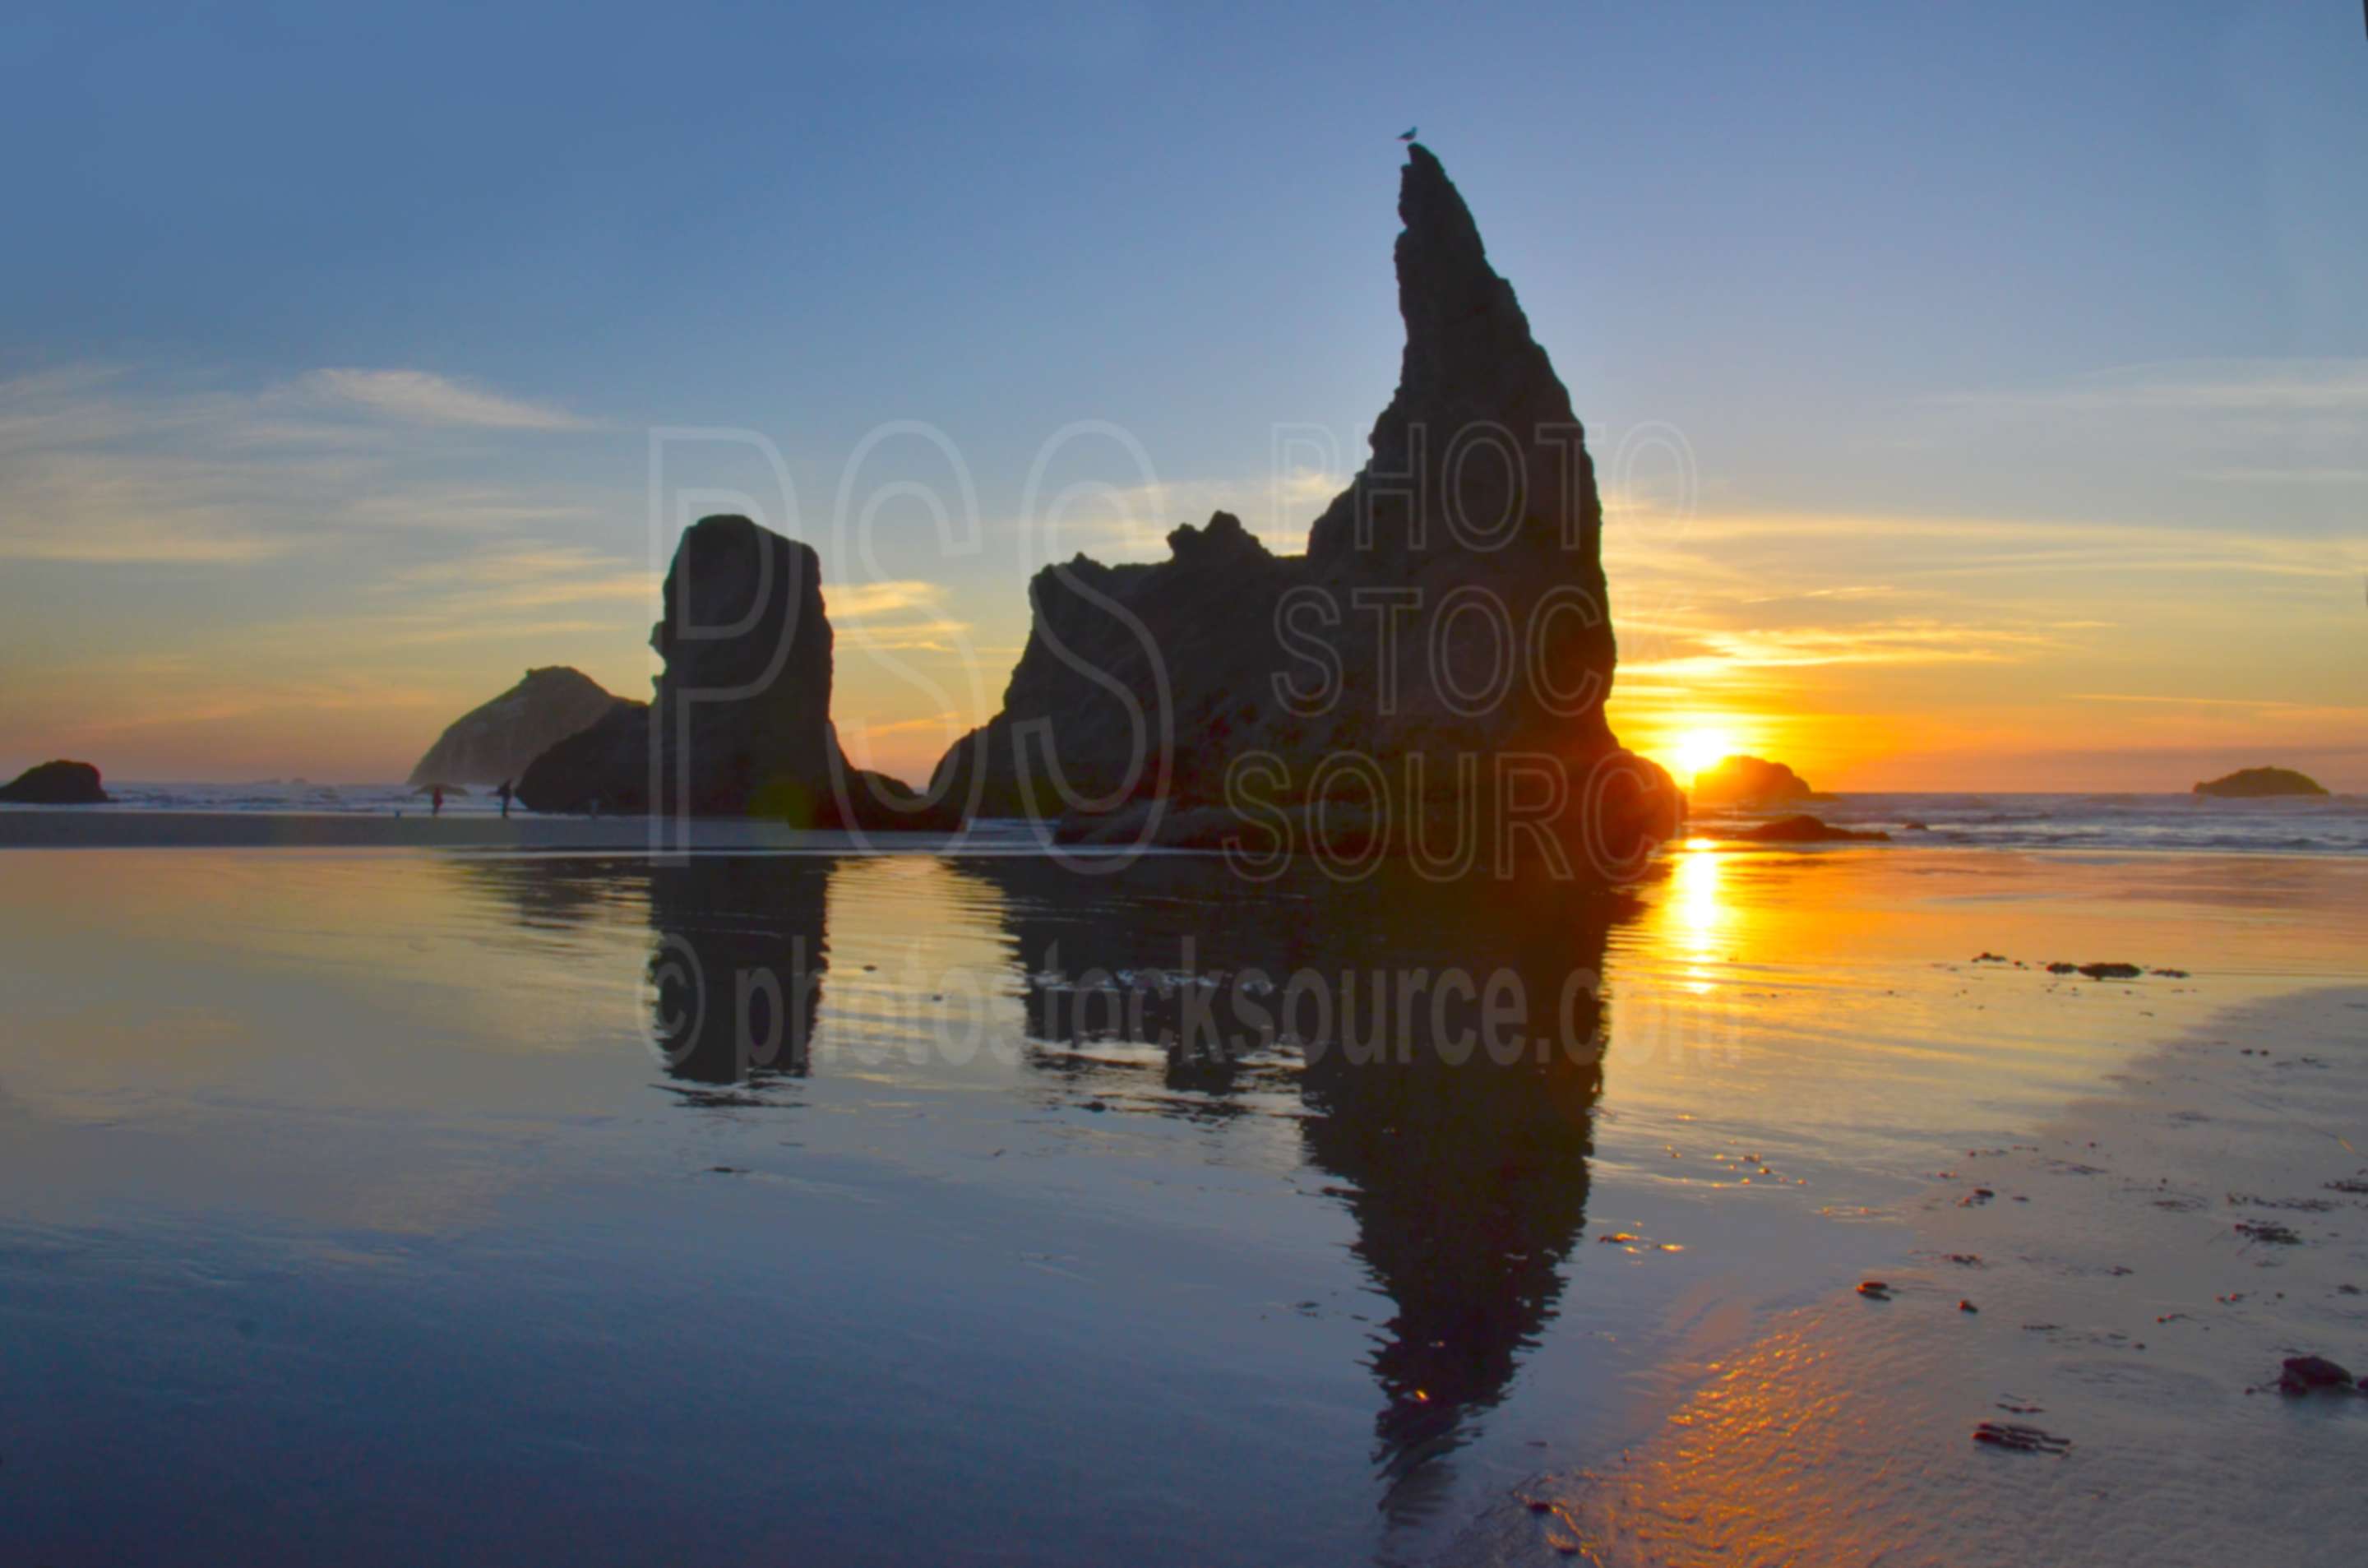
2065, 692, 2368, 716
1932, 358, 2368, 414
825, 579, 974, 653
294, 368, 596, 431
0, 516, 294, 565
2183, 466, 2368, 486
1615, 618, 2065, 698
824, 579, 950, 622
363, 540, 657, 630
340, 490, 600, 530
0, 362, 613, 565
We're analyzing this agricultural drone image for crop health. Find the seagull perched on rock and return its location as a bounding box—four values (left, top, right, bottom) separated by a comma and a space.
1398, 126, 1418, 141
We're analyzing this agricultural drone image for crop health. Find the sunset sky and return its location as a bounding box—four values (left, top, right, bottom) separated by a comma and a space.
4, 1, 2362, 792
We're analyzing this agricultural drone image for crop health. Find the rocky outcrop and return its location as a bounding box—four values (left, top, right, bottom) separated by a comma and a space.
2193, 766, 2328, 798
0, 759, 109, 804
934, 144, 1680, 866
934, 510, 1301, 817
515, 699, 648, 813
408, 666, 623, 788
515, 514, 957, 830
1689, 755, 1813, 809
1723, 814, 1888, 844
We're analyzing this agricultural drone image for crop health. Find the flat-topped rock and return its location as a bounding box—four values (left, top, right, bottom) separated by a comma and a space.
0, 759, 110, 804
2193, 766, 2328, 798
516, 515, 956, 830
1690, 755, 1813, 808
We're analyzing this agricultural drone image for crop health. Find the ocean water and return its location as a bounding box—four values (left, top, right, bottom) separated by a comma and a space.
2, 842, 2363, 1564
20, 783, 2368, 856
1694, 790, 2368, 856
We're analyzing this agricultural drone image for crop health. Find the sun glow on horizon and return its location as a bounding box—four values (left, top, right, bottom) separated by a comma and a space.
1668, 726, 1741, 786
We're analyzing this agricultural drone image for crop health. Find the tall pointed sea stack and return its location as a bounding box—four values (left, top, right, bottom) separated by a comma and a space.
934, 145, 1678, 867
1303, 143, 1617, 761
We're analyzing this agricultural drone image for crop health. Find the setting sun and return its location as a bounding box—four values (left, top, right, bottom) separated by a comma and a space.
1669, 727, 1740, 784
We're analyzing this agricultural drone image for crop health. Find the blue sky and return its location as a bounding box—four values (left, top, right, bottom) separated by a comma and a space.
3, 0, 2364, 786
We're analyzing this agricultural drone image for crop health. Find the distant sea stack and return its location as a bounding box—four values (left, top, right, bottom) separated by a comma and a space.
0, 759, 109, 804
1690, 755, 1813, 809
408, 667, 626, 788
515, 514, 955, 830
933, 144, 1681, 863
2192, 766, 2329, 798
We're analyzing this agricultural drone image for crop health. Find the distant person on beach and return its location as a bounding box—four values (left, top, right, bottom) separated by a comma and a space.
497, 779, 513, 818
431, 785, 444, 816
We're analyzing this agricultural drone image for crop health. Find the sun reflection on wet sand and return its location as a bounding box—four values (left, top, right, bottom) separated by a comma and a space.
1667, 842, 1727, 993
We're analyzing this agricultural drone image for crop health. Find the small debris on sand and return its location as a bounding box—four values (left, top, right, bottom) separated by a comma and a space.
2278, 1356, 2355, 1395
1973, 1421, 2070, 1454
2227, 1192, 2338, 1212
1959, 1299, 1978, 1313
2235, 1219, 2304, 1245
1857, 1280, 1893, 1300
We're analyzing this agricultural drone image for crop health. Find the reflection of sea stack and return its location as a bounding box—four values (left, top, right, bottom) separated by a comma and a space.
0, 759, 110, 804
644, 856, 830, 1085
934, 145, 1680, 858
450, 855, 829, 1088
408, 667, 624, 788
947, 853, 1630, 1514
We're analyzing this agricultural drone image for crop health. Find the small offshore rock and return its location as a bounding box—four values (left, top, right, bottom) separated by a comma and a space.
0, 759, 109, 804
1689, 755, 1812, 808
1727, 813, 1889, 844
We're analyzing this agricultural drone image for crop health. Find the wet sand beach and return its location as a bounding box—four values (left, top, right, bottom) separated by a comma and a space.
1455, 983, 2368, 1568
0, 839, 2361, 1564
